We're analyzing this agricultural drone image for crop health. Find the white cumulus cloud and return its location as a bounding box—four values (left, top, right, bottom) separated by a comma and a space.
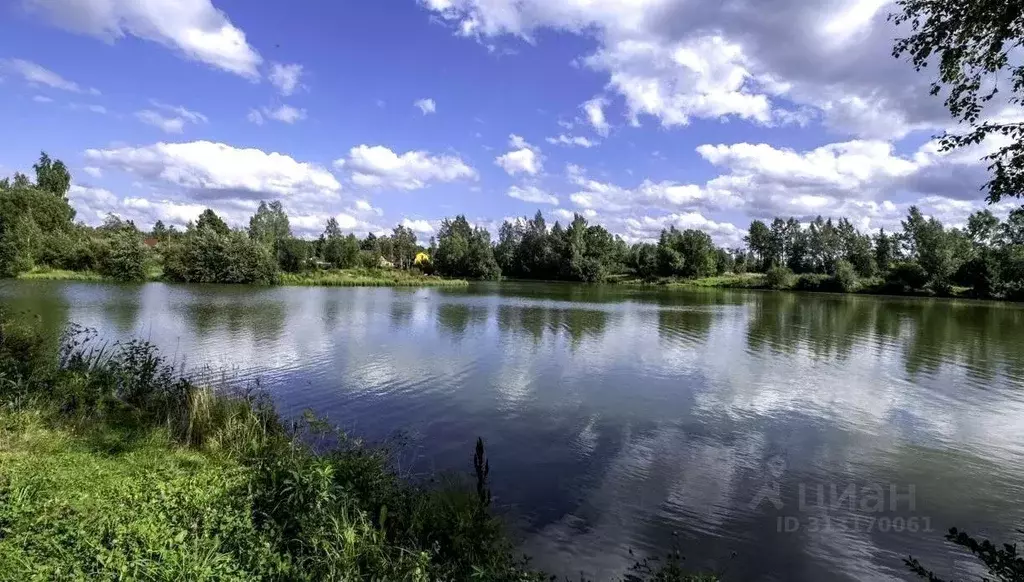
26, 0, 262, 79
84, 141, 341, 203
414, 98, 437, 114
495, 134, 542, 175
508, 184, 558, 205
269, 62, 304, 95
335, 145, 477, 190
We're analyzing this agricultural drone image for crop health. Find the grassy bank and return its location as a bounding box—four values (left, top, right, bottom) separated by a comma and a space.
279, 268, 468, 287
17, 267, 110, 282
17, 266, 468, 289
618, 271, 1005, 301
0, 316, 710, 581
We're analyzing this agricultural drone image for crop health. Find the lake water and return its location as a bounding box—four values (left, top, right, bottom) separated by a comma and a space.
3, 280, 1024, 581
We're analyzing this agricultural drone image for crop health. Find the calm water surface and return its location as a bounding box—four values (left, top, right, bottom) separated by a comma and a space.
3, 280, 1024, 581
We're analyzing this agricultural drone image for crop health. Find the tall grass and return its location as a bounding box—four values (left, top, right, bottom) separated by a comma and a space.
0, 314, 712, 581
17, 267, 107, 281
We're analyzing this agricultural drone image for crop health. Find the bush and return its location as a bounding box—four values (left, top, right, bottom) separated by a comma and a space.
357, 250, 380, 269
793, 273, 832, 291
323, 234, 361, 269
163, 228, 278, 284
0, 216, 38, 277
99, 229, 148, 282
833, 259, 858, 292
276, 237, 310, 273
885, 260, 930, 292
764, 265, 793, 289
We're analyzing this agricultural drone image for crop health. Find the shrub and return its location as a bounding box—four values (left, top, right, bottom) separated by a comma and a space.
163, 228, 277, 284
793, 273, 832, 291
99, 229, 148, 282
0, 215, 38, 277
276, 237, 310, 273
885, 260, 930, 292
764, 265, 793, 289
357, 250, 379, 269
833, 259, 858, 292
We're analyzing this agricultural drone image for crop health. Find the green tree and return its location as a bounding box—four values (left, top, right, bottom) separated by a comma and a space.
902, 206, 959, 290
891, 0, 1024, 202
629, 242, 659, 280
11, 173, 31, 189
390, 224, 418, 270
276, 237, 310, 273
745, 220, 771, 271
321, 218, 360, 269
715, 247, 735, 275
196, 209, 230, 236
32, 152, 71, 198
874, 228, 896, 271
151, 220, 169, 241
494, 221, 519, 275
248, 201, 291, 249
433, 215, 500, 279
99, 229, 148, 282
163, 228, 277, 284
967, 209, 1001, 246
0, 215, 40, 277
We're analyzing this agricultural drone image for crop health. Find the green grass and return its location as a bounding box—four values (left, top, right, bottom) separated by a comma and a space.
0, 315, 713, 581
17, 267, 108, 282
279, 268, 469, 287
18, 266, 468, 288
17, 266, 164, 283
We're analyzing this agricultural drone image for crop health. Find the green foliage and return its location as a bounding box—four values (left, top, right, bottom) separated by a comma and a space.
0, 215, 41, 277
98, 229, 149, 282
11, 173, 31, 189
279, 268, 467, 287
745, 220, 772, 270
390, 224, 418, 270
434, 215, 501, 279
357, 249, 380, 269
248, 200, 292, 249
276, 237, 310, 273
833, 259, 858, 293
890, 0, 1024, 203
715, 248, 734, 275
765, 265, 794, 290
657, 227, 717, 278
321, 219, 361, 269
629, 242, 659, 280
902, 206, 959, 288
886, 261, 931, 292
875, 229, 896, 272
0, 186, 76, 234
196, 208, 231, 236
32, 151, 71, 198
163, 227, 278, 284
906, 527, 1024, 581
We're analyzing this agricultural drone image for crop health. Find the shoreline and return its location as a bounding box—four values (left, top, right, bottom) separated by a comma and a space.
15, 268, 1021, 303
17, 267, 469, 288
0, 313, 709, 581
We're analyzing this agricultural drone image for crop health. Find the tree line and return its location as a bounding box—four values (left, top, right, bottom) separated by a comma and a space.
1, 152, 1022, 299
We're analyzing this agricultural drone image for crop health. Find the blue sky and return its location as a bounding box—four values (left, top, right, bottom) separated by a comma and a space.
0, 0, 1017, 245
